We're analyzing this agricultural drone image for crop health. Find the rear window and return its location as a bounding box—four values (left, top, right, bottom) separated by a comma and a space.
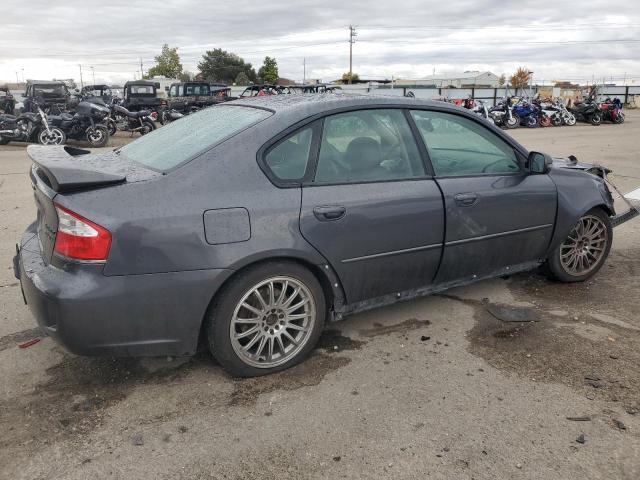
119, 105, 272, 171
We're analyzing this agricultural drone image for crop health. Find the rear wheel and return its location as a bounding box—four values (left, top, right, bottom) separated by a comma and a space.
106, 118, 117, 136
206, 261, 326, 377
589, 112, 602, 125
546, 208, 612, 282
614, 112, 625, 124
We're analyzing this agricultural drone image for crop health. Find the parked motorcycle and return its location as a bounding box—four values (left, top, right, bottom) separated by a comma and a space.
513, 102, 539, 128
159, 108, 184, 125
489, 98, 519, 129
111, 105, 156, 135
599, 98, 624, 124
570, 100, 602, 125
47, 100, 111, 147
0, 105, 66, 145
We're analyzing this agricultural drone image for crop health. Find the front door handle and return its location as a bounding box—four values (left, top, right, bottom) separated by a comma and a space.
454, 193, 478, 207
313, 205, 346, 221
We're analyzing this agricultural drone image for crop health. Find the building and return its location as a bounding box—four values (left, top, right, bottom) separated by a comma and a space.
396, 71, 500, 88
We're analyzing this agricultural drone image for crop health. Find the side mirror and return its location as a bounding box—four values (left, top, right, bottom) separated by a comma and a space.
528, 151, 553, 174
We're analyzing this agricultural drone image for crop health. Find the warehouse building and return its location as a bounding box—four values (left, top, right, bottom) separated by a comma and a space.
395, 71, 500, 88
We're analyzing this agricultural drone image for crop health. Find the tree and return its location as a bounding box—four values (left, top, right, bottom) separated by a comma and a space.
234, 72, 250, 85
497, 74, 506, 87
509, 67, 531, 89
258, 56, 279, 84
146, 44, 183, 79
341, 72, 360, 84
198, 49, 257, 84
178, 71, 193, 82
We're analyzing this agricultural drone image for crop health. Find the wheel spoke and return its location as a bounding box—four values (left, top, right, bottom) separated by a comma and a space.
253, 289, 269, 311
286, 298, 309, 313
286, 323, 308, 332
287, 313, 310, 321
254, 336, 267, 359
282, 286, 301, 308
235, 326, 260, 339
282, 330, 298, 346
243, 331, 263, 352
241, 302, 263, 317
267, 337, 274, 362
275, 280, 288, 306
268, 282, 275, 307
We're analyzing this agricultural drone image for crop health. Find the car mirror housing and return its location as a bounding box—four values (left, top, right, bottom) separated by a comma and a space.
528, 151, 553, 174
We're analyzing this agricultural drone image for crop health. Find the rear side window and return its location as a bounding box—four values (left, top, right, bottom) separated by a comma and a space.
314, 109, 425, 184
264, 127, 313, 181
119, 105, 272, 171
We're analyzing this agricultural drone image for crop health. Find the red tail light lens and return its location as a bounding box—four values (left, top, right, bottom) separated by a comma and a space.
53, 204, 112, 261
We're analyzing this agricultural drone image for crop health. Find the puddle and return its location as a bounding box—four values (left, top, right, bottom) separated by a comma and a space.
228, 352, 350, 407
358, 318, 431, 338
317, 329, 366, 352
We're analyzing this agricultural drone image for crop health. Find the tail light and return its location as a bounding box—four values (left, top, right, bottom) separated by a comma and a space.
53, 203, 111, 261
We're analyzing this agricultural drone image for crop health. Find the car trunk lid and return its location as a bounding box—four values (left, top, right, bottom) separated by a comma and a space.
27, 144, 160, 264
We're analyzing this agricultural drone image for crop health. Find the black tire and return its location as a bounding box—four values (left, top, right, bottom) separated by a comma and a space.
589, 112, 602, 125
206, 261, 326, 377
86, 125, 109, 147
0, 135, 10, 145
546, 208, 612, 283
107, 118, 117, 136
140, 120, 155, 135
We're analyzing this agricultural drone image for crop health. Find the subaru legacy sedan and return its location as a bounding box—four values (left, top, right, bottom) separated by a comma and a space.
14, 95, 635, 377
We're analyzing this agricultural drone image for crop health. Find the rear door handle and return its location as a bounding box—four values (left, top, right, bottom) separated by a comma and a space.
454, 193, 478, 207
313, 205, 346, 221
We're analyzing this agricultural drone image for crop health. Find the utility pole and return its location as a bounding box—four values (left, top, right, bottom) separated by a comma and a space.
90, 66, 95, 85
348, 25, 357, 84
303, 58, 306, 84
15, 71, 19, 84
78, 64, 84, 89
140, 58, 144, 79
21, 68, 24, 83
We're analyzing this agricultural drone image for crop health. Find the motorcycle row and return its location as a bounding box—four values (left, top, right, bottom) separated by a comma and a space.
453, 94, 625, 129
0, 96, 157, 147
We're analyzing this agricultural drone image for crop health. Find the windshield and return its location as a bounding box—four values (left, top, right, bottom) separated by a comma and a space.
185, 84, 210, 95
34, 85, 67, 96
119, 105, 272, 171
128, 85, 155, 95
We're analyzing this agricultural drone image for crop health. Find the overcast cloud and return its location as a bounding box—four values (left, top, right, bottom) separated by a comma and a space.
2, 0, 639, 85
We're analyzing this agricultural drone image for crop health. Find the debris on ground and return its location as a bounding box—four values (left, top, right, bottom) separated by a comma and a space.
484, 303, 540, 323
420, 335, 430, 341
566, 416, 591, 422
576, 434, 586, 444
131, 433, 144, 446
18, 338, 41, 349
612, 419, 627, 430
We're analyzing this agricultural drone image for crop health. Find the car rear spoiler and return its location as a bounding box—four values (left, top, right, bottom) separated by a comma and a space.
27, 145, 126, 193
612, 187, 640, 227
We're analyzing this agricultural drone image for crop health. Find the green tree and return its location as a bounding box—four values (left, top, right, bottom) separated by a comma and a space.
258, 56, 279, 84
178, 71, 193, 82
234, 72, 250, 85
341, 72, 360, 84
198, 49, 257, 84
146, 44, 183, 79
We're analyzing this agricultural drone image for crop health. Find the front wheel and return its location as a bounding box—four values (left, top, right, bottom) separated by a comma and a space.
106, 118, 117, 136
589, 112, 602, 125
546, 208, 612, 282
86, 125, 109, 147
614, 112, 625, 124
140, 120, 155, 135
506, 114, 519, 129
37, 127, 66, 146
206, 261, 326, 377
564, 114, 577, 126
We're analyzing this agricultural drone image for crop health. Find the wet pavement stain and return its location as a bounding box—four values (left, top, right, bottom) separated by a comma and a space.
316, 329, 366, 352
358, 318, 431, 338
0, 350, 205, 451
0, 327, 42, 352
228, 352, 350, 407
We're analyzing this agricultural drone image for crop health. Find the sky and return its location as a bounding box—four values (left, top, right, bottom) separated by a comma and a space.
2, 0, 639, 86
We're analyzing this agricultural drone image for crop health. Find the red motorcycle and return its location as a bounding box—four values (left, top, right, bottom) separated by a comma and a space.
599, 98, 625, 124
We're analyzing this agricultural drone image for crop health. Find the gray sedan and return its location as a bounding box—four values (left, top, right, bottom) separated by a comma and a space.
14, 95, 635, 377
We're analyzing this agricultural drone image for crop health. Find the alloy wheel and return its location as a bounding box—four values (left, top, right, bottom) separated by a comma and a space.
560, 215, 608, 276
39, 128, 64, 145
230, 276, 316, 368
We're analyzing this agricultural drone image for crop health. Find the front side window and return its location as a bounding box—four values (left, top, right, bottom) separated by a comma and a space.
185, 84, 209, 96
410, 110, 519, 176
169, 85, 177, 97
119, 105, 272, 171
264, 127, 313, 181
314, 109, 425, 184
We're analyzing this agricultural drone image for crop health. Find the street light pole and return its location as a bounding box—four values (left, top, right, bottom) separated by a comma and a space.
348, 25, 357, 84
90, 66, 95, 85
78, 64, 84, 89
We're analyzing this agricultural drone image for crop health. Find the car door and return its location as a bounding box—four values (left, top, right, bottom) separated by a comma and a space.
298, 108, 445, 304
410, 109, 557, 283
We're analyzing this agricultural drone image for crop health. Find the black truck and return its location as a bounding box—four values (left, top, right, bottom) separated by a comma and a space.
122, 80, 161, 112
164, 81, 234, 113
22, 80, 70, 113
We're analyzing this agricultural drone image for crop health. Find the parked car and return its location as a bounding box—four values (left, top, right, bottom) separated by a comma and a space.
122, 80, 161, 112
80, 84, 114, 104
22, 80, 70, 113
0, 86, 16, 114
14, 96, 637, 377
164, 81, 217, 113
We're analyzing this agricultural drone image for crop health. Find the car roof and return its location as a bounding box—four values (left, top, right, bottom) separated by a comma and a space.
228, 93, 459, 121
27, 80, 66, 85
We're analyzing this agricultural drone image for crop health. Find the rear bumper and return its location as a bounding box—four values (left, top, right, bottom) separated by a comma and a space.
15, 224, 232, 357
